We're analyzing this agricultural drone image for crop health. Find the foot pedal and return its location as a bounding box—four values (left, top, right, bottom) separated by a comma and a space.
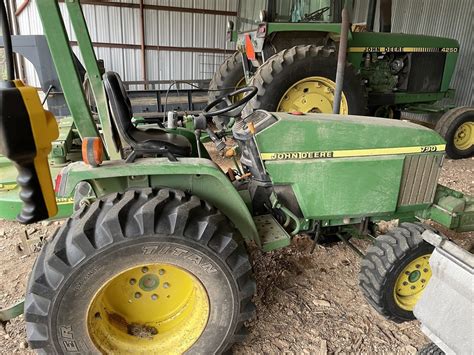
254, 214, 291, 252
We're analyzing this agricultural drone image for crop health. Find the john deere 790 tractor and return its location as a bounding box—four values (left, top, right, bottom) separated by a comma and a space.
0, 1, 473, 353
210, 0, 473, 159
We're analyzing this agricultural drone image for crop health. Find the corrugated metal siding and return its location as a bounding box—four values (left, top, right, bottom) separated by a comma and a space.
352, 0, 472, 106
14, 0, 237, 89
391, 0, 473, 106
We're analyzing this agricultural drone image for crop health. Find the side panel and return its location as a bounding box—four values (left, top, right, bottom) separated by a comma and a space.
57, 158, 259, 244
265, 156, 404, 219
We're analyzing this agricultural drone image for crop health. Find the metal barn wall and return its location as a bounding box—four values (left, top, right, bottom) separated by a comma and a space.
391, 0, 473, 106
353, 0, 473, 106
14, 0, 238, 90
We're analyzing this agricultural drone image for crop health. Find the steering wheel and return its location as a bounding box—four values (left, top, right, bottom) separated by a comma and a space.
203, 86, 257, 118
302, 6, 330, 22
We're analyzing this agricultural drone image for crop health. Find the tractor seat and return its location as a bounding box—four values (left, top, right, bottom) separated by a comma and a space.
103, 71, 192, 160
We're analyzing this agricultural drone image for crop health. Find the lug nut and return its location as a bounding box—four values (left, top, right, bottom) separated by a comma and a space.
142, 266, 149, 273
415, 264, 421, 269
159, 269, 165, 275
403, 281, 408, 286
163, 282, 170, 289
410, 286, 416, 290
423, 268, 428, 273
151, 294, 158, 301
129, 278, 136, 285
135, 292, 142, 299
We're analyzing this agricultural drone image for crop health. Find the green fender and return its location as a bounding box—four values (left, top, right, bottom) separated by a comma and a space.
57, 158, 260, 245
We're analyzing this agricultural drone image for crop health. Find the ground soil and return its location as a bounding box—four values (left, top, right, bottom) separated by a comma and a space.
0, 155, 472, 354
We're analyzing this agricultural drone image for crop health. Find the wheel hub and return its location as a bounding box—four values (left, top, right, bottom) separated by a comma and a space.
394, 254, 432, 311
277, 76, 349, 114
87, 263, 209, 353
454, 122, 474, 151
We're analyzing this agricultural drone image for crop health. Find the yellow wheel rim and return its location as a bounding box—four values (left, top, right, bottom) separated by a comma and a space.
232, 77, 247, 103
394, 254, 432, 311
454, 122, 474, 151
277, 76, 349, 114
87, 263, 209, 354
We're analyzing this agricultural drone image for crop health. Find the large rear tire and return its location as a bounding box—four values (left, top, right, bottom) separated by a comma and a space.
208, 51, 245, 103
359, 222, 434, 322
435, 106, 474, 159
25, 188, 256, 354
244, 45, 367, 116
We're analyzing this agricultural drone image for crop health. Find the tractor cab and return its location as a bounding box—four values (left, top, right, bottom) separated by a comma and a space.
236, 0, 341, 33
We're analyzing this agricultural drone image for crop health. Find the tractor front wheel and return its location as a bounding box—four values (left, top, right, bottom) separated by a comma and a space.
359, 222, 434, 322
244, 45, 367, 116
435, 106, 474, 159
208, 51, 245, 104
25, 188, 256, 353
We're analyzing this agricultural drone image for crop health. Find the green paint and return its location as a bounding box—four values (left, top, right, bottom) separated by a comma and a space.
64, 0, 118, 159
409, 270, 421, 283
266, 22, 343, 36
256, 112, 445, 153
418, 185, 474, 232
0, 299, 24, 322
266, 156, 404, 219
56, 158, 259, 245
35, 1, 99, 139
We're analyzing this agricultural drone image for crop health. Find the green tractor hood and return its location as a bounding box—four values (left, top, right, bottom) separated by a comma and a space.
256, 113, 446, 220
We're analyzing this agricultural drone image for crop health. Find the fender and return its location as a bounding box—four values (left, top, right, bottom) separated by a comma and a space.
56, 157, 260, 245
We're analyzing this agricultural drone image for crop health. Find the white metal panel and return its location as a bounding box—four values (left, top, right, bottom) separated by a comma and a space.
14, 0, 237, 90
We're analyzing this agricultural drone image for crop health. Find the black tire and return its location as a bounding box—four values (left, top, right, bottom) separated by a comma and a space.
435, 106, 474, 159
208, 51, 245, 104
25, 188, 256, 354
418, 342, 445, 355
244, 45, 367, 116
359, 222, 434, 322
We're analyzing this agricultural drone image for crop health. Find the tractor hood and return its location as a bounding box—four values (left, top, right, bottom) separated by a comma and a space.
349, 32, 459, 50
244, 111, 445, 220
255, 112, 445, 155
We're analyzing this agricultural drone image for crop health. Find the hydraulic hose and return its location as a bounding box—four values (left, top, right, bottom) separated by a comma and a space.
0, 0, 14, 80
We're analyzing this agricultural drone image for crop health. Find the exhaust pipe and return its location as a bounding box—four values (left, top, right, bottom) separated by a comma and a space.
332, 6, 349, 115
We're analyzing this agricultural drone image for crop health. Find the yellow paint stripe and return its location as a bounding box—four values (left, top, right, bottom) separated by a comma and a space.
348, 47, 457, 53
260, 144, 445, 161
0, 183, 17, 191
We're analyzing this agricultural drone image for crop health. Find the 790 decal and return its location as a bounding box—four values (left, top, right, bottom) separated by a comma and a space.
420, 146, 439, 153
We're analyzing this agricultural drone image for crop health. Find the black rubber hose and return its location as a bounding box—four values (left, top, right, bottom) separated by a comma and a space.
0, 0, 14, 80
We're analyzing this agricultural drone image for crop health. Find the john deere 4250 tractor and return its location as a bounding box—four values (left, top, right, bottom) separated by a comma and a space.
0, 1, 473, 353
210, 0, 474, 159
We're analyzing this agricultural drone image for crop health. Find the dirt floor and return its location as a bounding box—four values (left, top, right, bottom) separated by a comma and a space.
0, 156, 472, 354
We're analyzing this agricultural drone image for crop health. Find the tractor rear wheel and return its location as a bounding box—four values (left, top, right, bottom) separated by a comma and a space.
208, 51, 245, 104
359, 222, 434, 322
244, 45, 367, 116
435, 106, 474, 159
25, 188, 256, 353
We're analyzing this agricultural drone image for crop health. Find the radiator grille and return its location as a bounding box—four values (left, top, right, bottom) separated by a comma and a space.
398, 154, 443, 206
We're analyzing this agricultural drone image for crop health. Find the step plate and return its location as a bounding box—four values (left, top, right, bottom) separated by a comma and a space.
254, 214, 291, 252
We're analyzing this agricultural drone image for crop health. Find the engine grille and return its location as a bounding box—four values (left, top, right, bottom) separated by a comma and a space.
398, 154, 443, 206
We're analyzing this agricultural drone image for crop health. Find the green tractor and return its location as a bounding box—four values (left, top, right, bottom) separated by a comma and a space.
209, 0, 474, 159
0, 1, 473, 353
